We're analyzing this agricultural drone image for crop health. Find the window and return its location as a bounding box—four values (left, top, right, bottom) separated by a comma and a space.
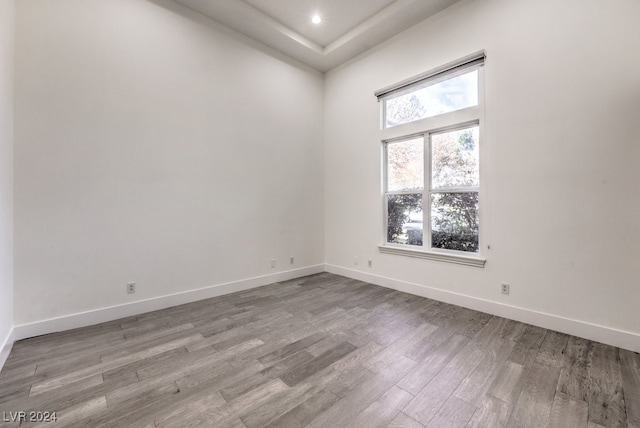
385, 69, 478, 128
377, 52, 486, 267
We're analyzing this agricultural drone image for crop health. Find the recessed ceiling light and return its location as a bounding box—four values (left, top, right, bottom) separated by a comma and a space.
311, 14, 322, 25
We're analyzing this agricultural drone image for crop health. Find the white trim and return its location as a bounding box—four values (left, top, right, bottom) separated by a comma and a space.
381, 107, 479, 142
0, 327, 15, 373
7, 263, 639, 359
379, 245, 485, 268
13, 265, 324, 341
477, 66, 487, 257
325, 264, 640, 353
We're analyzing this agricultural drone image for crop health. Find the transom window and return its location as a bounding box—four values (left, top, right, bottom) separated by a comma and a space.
385, 69, 478, 128
376, 52, 486, 266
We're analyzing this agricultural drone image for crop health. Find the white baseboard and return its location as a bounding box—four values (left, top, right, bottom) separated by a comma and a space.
8, 263, 640, 356
325, 264, 640, 353
0, 326, 15, 372
13, 265, 324, 341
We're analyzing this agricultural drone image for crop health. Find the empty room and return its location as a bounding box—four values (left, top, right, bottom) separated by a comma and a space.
0, 0, 639, 426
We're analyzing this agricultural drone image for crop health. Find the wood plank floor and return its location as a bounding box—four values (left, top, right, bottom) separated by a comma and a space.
0, 273, 638, 427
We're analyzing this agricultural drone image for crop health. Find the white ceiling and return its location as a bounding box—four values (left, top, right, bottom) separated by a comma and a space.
172, 0, 462, 72
242, 0, 396, 47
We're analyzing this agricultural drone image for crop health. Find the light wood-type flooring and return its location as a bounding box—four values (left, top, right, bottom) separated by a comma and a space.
0, 273, 638, 427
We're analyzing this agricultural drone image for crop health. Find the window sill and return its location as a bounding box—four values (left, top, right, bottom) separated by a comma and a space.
378, 245, 486, 268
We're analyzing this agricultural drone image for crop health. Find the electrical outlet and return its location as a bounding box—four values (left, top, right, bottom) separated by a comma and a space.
501, 283, 510, 295
127, 282, 136, 294
368, 259, 372, 268
270, 259, 276, 268
290, 256, 294, 265
354, 256, 358, 265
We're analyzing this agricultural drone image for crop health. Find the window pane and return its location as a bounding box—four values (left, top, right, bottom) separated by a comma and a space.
387, 194, 423, 246
385, 69, 478, 128
387, 137, 424, 192
432, 126, 479, 188
431, 192, 478, 252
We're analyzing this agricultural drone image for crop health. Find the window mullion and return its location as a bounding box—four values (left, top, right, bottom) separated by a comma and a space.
431, 187, 479, 194
386, 190, 424, 196
383, 142, 389, 245
424, 133, 431, 250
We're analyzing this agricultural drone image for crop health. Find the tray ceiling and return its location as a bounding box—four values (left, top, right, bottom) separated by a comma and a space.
172, 0, 461, 72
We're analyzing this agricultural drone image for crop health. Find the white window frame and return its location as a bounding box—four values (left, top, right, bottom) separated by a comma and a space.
377, 52, 487, 268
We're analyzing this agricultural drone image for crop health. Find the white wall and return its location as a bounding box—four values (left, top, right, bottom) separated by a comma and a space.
14, 0, 324, 325
0, 0, 15, 362
10, 0, 640, 352
325, 0, 640, 344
